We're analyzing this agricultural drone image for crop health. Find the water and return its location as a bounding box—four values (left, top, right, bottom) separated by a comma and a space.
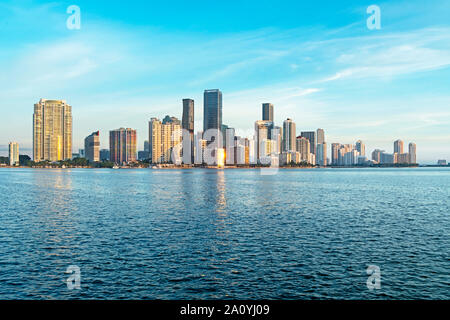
0, 167, 448, 299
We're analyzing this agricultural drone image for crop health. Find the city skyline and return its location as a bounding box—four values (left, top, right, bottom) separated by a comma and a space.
0, 1, 449, 163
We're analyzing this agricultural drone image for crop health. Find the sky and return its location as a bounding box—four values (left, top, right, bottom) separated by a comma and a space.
0, 0, 449, 163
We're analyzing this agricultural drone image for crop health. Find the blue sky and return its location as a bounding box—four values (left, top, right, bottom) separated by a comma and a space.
0, 0, 449, 163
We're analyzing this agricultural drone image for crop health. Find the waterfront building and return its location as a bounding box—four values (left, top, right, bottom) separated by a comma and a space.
331, 143, 341, 165
301, 131, 316, 155
437, 160, 447, 165
255, 120, 274, 161
317, 128, 325, 145
149, 118, 162, 163
317, 142, 327, 166
84, 131, 100, 162
203, 89, 222, 134
355, 140, 365, 157
394, 139, 404, 154
33, 99, 72, 162
225, 127, 235, 165
372, 149, 383, 164
283, 118, 296, 152
8, 142, 19, 166
296, 136, 310, 162
262, 103, 274, 122
182, 99, 195, 163
409, 142, 417, 164
100, 149, 110, 161
162, 116, 182, 163
109, 128, 137, 164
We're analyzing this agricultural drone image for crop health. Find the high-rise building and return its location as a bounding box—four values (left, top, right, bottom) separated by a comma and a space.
33, 99, 72, 161
262, 103, 274, 122
372, 149, 383, 163
8, 142, 19, 166
331, 143, 341, 165
84, 131, 100, 162
317, 143, 327, 166
409, 142, 417, 164
203, 89, 222, 133
225, 127, 235, 165
162, 116, 182, 163
100, 149, 110, 161
109, 128, 137, 164
394, 139, 404, 154
182, 99, 195, 163
301, 131, 316, 155
283, 118, 296, 152
149, 118, 162, 163
355, 140, 365, 157
255, 120, 274, 161
316, 128, 325, 145
296, 136, 310, 163
144, 140, 150, 153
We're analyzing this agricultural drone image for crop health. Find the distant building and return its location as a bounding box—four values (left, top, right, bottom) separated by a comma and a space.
409, 142, 417, 164
138, 151, 149, 161
262, 103, 274, 122
203, 89, 222, 133
317, 142, 327, 166
372, 149, 383, 164
397, 153, 410, 164
283, 118, 296, 152
149, 118, 162, 163
109, 128, 137, 164
100, 149, 110, 161
301, 131, 316, 155
182, 99, 195, 163
316, 128, 325, 145
394, 139, 404, 154
331, 143, 341, 165
33, 99, 72, 162
84, 131, 100, 162
296, 136, 310, 163
437, 160, 447, 166
355, 140, 365, 157
162, 116, 182, 163
255, 120, 274, 162
8, 142, 19, 166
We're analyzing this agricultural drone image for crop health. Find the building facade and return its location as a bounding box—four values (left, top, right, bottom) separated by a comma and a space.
33, 99, 72, 162
283, 118, 296, 152
84, 131, 100, 162
109, 128, 137, 164
262, 103, 274, 122
9, 142, 19, 166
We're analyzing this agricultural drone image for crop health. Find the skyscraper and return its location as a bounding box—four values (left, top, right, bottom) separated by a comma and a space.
316, 128, 325, 145
203, 89, 222, 133
283, 119, 296, 152
182, 99, 195, 163
149, 118, 162, 163
355, 140, 365, 157
109, 128, 137, 164
409, 142, 417, 164
33, 99, 72, 161
84, 131, 100, 162
162, 116, 182, 163
317, 143, 327, 166
262, 103, 274, 122
301, 131, 316, 155
8, 142, 19, 166
296, 136, 310, 162
100, 149, 110, 161
331, 143, 341, 165
255, 120, 274, 161
394, 139, 404, 154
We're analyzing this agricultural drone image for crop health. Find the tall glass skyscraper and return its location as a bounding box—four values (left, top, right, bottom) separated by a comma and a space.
33, 99, 72, 162
262, 103, 274, 122
203, 89, 222, 132
282, 118, 296, 152
182, 99, 195, 163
